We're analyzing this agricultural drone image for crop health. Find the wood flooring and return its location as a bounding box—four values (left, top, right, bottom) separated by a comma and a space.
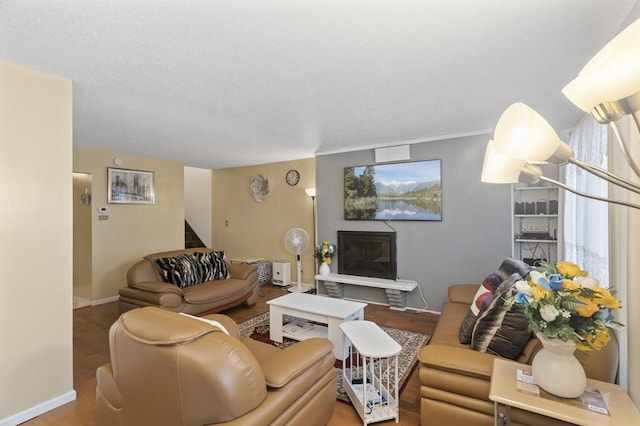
21, 285, 439, 425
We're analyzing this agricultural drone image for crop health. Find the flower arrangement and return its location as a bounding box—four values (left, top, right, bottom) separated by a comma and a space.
506, 261, 623, 351
314, 241, 336, 264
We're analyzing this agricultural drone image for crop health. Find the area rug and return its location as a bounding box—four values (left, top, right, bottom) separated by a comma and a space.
237, 312, 431, 402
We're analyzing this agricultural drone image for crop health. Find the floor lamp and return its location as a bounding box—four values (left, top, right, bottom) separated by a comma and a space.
481, 17, 640, 210
305, 187, 317, 293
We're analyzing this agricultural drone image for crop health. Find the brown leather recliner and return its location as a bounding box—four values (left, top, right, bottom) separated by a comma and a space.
96, 307, 337, 426
418, 284, 619, 426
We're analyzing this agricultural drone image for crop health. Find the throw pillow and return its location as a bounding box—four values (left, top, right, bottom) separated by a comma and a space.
457, 258, 531, 344
470, 273, 532, 360
196, 250, 230, 281
458, 273, 502, 344
155, 254, 201, 288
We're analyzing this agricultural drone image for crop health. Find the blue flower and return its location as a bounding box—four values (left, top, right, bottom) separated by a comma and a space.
594, 307, 614, 322
538, 273, 564, 291
514, 292, 531, 305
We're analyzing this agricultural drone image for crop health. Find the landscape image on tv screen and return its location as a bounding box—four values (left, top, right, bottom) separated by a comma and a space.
344, 159, 442, 221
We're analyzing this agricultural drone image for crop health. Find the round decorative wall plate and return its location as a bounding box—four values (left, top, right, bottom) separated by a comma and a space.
250, 174, 270, 202
286, 169, 300, 186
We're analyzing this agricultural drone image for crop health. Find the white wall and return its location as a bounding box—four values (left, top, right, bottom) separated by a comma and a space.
0, 61, 74, 424
185, 166, 213, 247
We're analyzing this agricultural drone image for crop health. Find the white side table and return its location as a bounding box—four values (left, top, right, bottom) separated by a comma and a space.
340, 320, 402, 425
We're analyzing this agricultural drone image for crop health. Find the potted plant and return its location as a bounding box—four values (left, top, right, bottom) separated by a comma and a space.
314, 241, 336, 276
506, 261, 623, 398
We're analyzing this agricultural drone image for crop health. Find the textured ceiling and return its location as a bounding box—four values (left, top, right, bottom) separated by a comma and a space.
1, 1, 636, 169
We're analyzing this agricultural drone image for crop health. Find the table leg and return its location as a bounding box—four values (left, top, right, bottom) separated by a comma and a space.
327, 317, 344, 360
270, 306, 284, 343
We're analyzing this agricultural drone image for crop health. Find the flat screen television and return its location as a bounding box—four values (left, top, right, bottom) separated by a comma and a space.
344, 159, 442, 220
337, 231, 397, 280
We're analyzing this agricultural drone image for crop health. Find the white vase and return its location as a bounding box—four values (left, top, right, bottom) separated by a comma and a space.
319, 262, 330, 276
531, 332, 587, 398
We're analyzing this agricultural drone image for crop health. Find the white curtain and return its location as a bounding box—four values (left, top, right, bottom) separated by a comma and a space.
562, 115, 610, 286
608, 115, 640, 399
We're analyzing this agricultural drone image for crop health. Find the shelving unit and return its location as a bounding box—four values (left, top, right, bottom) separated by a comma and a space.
511, 184, 562, 265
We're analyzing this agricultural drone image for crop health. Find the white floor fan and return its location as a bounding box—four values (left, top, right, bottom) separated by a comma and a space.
284, 227, 313, 292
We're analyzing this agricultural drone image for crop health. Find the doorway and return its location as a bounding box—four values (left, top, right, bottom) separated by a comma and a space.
73, 172, 92, 309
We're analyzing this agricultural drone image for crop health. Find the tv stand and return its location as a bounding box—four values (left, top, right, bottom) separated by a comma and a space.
314, 273, 417, 311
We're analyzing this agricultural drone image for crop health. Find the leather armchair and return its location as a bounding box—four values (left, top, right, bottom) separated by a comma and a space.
96, 307, 336, 426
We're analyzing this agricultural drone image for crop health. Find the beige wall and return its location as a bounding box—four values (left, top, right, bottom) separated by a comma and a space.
73, 147, 185, 300
73, 172, 93, 300
213, 158, 317, 284
0, 62, 74, 422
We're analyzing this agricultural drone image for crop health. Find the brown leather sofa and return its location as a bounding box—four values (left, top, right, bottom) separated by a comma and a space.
119, 248, 260, 315
418, 284, 619, 426
96, 306, 337, 426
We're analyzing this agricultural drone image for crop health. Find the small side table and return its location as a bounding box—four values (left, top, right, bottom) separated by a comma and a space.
489, 358, 640, 425
340, 320, 402, 425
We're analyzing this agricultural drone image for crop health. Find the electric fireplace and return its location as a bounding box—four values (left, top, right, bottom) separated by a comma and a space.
337, 231, 397, 280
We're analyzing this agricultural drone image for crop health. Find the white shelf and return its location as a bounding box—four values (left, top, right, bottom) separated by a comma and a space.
282, 323, 328, 342
315, 273, 417, 292
515, 239, 558, 243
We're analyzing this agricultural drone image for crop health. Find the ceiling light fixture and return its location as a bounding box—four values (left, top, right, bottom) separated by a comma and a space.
482, 18, 640, 209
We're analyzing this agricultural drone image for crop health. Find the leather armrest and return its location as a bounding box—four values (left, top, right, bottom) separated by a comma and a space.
227, 263, 257, 280
131, 281, 183, 295
96, 364, 122, 408
200, 314, 241, 338
261, 338, 334, 388
418, 344, 496, 380
447, 284, 480, 305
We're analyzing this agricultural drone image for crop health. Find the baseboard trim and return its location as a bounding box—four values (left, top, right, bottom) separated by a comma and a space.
91, 295, 119, 306
0, 390, 76, 426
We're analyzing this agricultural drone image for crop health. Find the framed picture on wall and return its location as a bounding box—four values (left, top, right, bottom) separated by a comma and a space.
344, 159, 442, 220
107, 167, 155, 204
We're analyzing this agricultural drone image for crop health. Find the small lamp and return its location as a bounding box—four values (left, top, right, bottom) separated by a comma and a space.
562, 18, 640, 121
493, 103, 573, 165
305, 187, 316, 199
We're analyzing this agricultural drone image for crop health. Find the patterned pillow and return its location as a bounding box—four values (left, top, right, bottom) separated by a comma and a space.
457, 258, 531, 344
155, 254, 201, 288
470, 273, 532, 360
458, 273, 501, 344
195, 251, 230, 281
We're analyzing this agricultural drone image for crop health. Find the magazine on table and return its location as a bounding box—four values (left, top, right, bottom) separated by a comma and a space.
516, 369, 609, 415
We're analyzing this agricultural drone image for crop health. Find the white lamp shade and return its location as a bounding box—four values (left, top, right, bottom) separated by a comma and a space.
562, 18, 640, 112
481, 140, 527, 183
493, 103, 566, 163
305, 187, 316, 197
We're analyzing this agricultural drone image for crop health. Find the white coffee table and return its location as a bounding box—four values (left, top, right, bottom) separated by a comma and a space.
267, 292, 367, 360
